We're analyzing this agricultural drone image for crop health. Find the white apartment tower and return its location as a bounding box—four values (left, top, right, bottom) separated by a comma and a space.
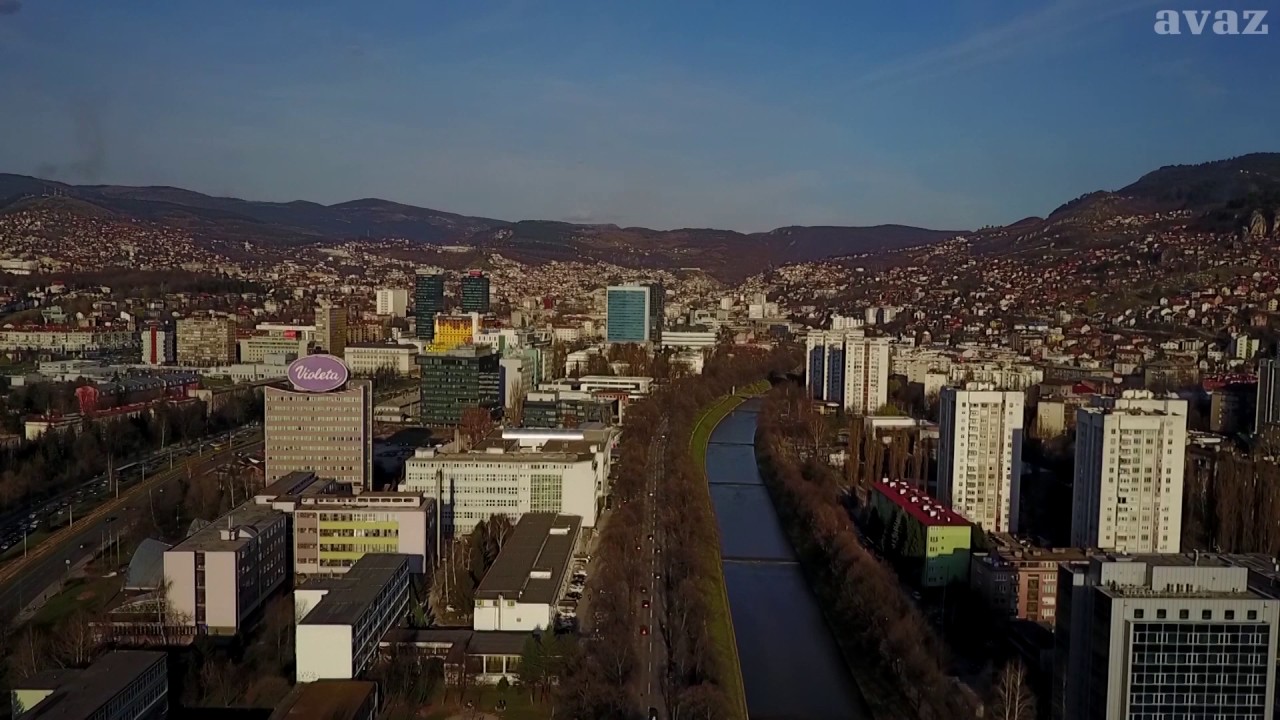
805, 329, 890, 415
376, 288, 409, 318
1071, 391, 1187, 554
937, 384, 1025, 533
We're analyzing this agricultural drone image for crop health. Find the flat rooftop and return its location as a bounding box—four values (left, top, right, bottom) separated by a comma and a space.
299, 554, 408, 626
169, 502, 284, 553
267, 680, 377, 720
15, 651, 165, 720
475, 513, 580, 605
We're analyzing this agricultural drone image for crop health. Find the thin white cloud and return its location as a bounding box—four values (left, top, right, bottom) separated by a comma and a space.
851, 0, 1165, 89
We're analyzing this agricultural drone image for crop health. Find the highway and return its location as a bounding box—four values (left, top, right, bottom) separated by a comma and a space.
635, 415, 670, 719
0, 429, 263, 627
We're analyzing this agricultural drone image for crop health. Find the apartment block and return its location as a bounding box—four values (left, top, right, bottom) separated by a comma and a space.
937, 384, 1025, 533
10, 651, 167, 720
265, 379, 373, 491
969, 543, 1089, 624
295, 554, 411, 682
1072, 391, 1187, 554
176, 317, 236, 366
473, 513, 580, 632
1054, 554, 1280, 720
140, 323, 176, 366
163, 502, 289, 635
404, 428, 614, 536
375, 288, 409, 318
805, 329, 890, 415
869, 479, 971, 588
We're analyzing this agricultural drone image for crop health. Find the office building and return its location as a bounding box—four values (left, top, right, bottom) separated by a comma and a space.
1259, 356, 1280, 432
413, 271, 445, 342
660, 329, 718, 350
265, 356, 373, 491
315, 302, 349, 358
460, 270, 491, 313
140, 323, 176, 366
1054, 554, 1280, 720
606, 285, 654, 344
473, 513, 580, 632
1072, 391, 1187, 554
937, 385, 1025, 533
404, 428, 614, 536
432, 314, 478, 351
416, 345, 500, 426
239, 334, 309, 364
295, 554, 411, 682
294, 493, 431, 575
343, 343, 417, 377
176, 317, 236, 366
163, 502, 289, 635
969, 544, 1088, 625
804, 329, 890, 415
646, 281, 664, 344
868, 480, 971, 588
523, 390, 616, 428
375, 288, 409, 318
10, 651, 167, 720
269, 681, 379, 720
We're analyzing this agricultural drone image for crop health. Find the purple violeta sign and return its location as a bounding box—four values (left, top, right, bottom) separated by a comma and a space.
287, 354, 350, 392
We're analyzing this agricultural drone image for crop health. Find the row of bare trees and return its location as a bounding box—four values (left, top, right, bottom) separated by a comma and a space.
757, 384, 980, 720
1183, 445, 1280, 555
554, 343, 798, 719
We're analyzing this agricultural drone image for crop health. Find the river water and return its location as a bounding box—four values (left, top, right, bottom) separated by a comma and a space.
705, 398, 870, 720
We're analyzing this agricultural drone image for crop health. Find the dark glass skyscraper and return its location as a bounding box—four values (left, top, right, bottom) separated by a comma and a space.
460, 271, 491, 313
414, 272, 445, 341
645, 281, 664, 343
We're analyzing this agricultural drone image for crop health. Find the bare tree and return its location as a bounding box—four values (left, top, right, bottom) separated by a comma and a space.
507, 377, 527, 427
54, 608, 100, 667
989, 660, 1036, 720
459, 406, 495, 447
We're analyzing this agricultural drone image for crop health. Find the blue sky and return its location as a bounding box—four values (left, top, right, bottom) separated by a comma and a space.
0, 0, 1276, 231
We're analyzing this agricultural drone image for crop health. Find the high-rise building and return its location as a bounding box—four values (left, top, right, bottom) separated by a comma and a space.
606, 285, 653, 344
937, 384, 1025, 533
645, 282, 664, 344
460, 270, 491, 314
265, 355, 373, 492
176, 317, 237, 366
1072, 391, 1187, 554
1258, 356, 1280, 432
805, 329, 891, 415
1054, 554, 1280, 720
416, 345, 501, 426
141, 322, 176, 365
432, 314, 478, 352
314, 302, 348, 358
413, 271, 445, 342
375, 288, 409, 318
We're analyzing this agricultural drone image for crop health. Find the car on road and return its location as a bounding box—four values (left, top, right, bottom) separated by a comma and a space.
640, 586, 647, 594
647, 533, 653, 541
649, 708, 660, 720
642, 599, 650, 608
640, 625, 649, 636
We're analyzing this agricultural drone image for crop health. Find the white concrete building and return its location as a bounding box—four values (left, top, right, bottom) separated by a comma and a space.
403, 428, 614, 536
163, 502, 289, 635
805, 329, 890, 415
473, 514, 580, 633
295, 554, 411, 682
659, 330, 718, 350
1055, 554, 1280, 720
343, 343, 418, 377
1071, 391, 1187, 554
376, 288, 409, 318
937, 384, 1025, 533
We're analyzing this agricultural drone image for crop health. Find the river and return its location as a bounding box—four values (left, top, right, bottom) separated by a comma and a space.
705, 398, 871, 720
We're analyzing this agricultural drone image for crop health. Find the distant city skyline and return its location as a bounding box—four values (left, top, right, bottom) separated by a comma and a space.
0, 0, 1277, 232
